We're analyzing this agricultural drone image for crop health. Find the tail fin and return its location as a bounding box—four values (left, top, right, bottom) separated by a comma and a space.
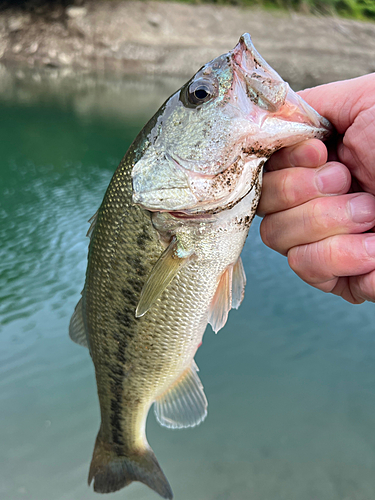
88, 432, 173, 499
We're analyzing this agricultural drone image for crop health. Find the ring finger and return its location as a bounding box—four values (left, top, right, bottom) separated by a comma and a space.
258, 161, 351, 216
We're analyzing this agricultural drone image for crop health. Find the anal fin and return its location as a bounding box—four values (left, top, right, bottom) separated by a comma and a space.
208, 256, 247, 333
154, 361, 207, 429
208, 266, 232, 333
232, 256, 246, 309
86, 210, 98, 239
69, 297, 89, 348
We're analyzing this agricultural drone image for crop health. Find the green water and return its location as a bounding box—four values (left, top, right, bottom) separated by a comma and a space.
1, 73, 375, 500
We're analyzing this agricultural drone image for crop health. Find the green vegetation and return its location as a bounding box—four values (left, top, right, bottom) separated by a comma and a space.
187, 0, 375, 20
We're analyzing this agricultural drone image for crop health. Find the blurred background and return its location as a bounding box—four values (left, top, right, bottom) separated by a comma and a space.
1, 1, 375, 499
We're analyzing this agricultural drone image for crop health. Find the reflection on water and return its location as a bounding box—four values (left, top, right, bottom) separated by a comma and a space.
1, 73, 375, 500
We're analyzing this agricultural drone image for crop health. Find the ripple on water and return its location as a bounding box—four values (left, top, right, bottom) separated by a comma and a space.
0, 161, 112, 327
1, 92, 375, 500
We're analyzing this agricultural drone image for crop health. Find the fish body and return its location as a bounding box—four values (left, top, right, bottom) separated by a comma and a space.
70, 34, 331, 498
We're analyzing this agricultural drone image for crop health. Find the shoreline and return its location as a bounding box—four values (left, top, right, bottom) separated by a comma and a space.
1, 1, 375, 87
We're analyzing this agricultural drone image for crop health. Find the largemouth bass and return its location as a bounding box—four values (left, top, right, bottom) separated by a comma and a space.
69, 34, 331, 498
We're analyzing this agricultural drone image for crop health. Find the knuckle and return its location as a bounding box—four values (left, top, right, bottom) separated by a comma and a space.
287, 246, 305, 276
259, 217, 272, 249
288, 240, 332, 284
351, 272, 375, 303
307, 198, 330, 234
326, 235, 342, 262
279, 170, 298, 207
316, 278, 339, 294
260, 215, 284, 253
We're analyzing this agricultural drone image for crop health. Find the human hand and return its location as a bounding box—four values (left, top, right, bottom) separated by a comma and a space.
258, 73, 375, 304
299, 74, 375, 196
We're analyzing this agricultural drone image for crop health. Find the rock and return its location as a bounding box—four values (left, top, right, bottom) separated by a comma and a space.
58, 53, 72, 65
66, 7, 87, 19
148, 14, 162, 27
0, 40, 7, 59
28, 42, 39, 55
12, 44, 22, 54
50, 8, 64, 20
7, 14, 30, 33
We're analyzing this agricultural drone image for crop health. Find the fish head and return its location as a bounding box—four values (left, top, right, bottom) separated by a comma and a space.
132, 33, 332, 215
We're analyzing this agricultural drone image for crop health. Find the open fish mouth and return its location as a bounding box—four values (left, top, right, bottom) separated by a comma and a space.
232, 33, 332, 137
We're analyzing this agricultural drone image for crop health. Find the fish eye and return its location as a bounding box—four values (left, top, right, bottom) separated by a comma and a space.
180, 77, 218, 108
195, 88, 209, 99
188, 84, 212, 105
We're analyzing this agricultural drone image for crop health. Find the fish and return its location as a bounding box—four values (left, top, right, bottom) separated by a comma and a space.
69, 33, 331, 499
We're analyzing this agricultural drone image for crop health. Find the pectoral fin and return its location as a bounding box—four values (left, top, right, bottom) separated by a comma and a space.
135, 236, 192, 318
154, 361, 207, 429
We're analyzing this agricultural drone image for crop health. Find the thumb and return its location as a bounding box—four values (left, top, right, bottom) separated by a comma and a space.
298, 73, 375, 135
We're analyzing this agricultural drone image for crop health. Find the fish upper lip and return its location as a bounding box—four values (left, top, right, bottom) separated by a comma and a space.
270, 87, 332, 133
231, 33, 332, 137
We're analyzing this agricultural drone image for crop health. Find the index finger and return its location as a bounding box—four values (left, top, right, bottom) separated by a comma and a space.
298, 74, 375, 135
265, 138, 327, 172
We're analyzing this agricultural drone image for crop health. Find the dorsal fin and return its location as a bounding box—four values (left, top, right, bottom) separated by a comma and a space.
135, 236, 192, 318
154, 361, 207, 429
86, 210, 98, 239
69, 297, 89, 348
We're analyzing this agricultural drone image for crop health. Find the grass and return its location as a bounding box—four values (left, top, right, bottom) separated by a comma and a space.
3, 0, 374, 21
177, 0, 375, 20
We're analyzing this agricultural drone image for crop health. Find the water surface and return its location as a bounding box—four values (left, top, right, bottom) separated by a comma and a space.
1, 72, 375, 500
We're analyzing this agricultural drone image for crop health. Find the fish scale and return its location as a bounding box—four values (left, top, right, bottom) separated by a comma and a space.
70, 33, 331, 498
84, 150, 250, 491
85, 166, 242, 483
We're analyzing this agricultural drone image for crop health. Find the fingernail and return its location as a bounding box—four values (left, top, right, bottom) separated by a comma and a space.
365, 235, 375, 257
349, 195, 375, 223
289, 143, 322, 168
316, 164, 348, 194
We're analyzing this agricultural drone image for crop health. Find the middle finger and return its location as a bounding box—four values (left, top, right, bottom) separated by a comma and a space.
258, 161, 351, 216
260, 193, 375, 255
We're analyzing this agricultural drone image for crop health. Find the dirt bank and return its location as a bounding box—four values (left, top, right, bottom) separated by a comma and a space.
1, 1, 375, 88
